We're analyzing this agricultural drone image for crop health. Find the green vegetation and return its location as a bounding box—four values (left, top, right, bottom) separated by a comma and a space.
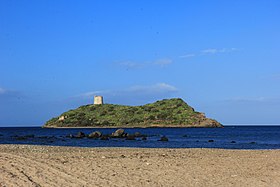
43, 98, 222, 128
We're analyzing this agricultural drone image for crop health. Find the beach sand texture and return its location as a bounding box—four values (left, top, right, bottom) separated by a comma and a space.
0, 145, 279, 187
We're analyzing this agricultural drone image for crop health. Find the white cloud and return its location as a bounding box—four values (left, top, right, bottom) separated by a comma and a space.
0, 87, 22, 99
201, 48, 238, 54
226, 97, 266, 103
118, 58, 173, 69
179, 54, 196, 58
129, 83, 178, 93
80, 90, 110, 98
201, 48, 220, 54
153, 58, 173, 66
118, 61, 144, 69
78, 83, 178, 103
224, 96, 280, 105
180, 48, 238, 59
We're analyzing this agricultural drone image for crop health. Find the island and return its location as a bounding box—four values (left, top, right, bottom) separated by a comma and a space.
43, 98, 222, 128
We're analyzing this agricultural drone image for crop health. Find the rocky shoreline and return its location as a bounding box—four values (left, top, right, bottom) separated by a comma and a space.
66, 129, 168, 141
6, 128, 261, 147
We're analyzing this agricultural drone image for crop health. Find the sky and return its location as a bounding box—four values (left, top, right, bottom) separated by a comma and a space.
1, 0, 280, 126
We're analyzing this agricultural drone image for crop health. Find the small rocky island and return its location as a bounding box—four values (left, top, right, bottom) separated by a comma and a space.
43, 98, 222, 128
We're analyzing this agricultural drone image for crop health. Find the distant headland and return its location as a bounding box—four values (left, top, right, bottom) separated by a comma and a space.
43, 97, 222, 128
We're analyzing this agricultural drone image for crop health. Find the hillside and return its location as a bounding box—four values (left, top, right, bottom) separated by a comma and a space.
43, 98, 222, 128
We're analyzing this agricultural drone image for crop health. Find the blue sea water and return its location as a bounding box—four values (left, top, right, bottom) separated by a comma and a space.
0, 126, 279, 149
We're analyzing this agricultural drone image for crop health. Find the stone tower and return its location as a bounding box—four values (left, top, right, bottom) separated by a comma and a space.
94, 96, 103, 105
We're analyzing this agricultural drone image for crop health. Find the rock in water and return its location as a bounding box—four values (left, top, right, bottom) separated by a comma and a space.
76, 132, 86, 138
126, 134, 136, 140
134, 132, 142, 137
88, 131, 102, 139
159, 136, 169, 141
112, 129, 125, 138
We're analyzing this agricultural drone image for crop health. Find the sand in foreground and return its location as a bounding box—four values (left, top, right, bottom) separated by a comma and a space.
0, 145, 279, 187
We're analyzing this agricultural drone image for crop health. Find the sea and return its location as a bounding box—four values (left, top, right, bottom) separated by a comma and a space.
0, 126, 279, 149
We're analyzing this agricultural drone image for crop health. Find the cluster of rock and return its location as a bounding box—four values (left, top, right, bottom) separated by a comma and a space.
10, 134, 60, 144
7, 132, 251, 145
12, 134, 35, 140
67, 129, 169, 141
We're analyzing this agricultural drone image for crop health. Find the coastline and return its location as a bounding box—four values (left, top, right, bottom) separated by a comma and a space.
42, 124, 223, 128
0, 144, 279, 187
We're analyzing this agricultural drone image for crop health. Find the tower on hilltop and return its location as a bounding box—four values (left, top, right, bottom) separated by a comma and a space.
94, 96, 103, 105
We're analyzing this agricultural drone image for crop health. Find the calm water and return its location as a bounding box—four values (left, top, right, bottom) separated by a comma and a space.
0, 126, 279, 149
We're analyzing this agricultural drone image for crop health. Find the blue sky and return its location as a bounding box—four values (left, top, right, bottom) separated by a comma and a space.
1, 0, 280, 126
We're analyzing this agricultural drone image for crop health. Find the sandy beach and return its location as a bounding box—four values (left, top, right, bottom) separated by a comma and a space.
0, 145, 279, 187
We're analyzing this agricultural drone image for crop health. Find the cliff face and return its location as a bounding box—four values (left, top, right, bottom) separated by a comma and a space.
43, 98, 223, 128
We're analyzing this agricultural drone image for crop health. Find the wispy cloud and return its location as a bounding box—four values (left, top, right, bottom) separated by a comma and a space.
226, 97, 266, 103
118, 61, 145, 69
80, 90, 111, 98
153, 58, 173, 67
117, 58, 173, 69
201, 49, 220, 54
80, 83, 178, 98
224, 96, 280, 104
78, 83, 179, 105
178, 54, 196, 58
0, 87, 21, 99
128, 83, 178, 93
201, 48, 238, 54
179, 48, 238, 58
